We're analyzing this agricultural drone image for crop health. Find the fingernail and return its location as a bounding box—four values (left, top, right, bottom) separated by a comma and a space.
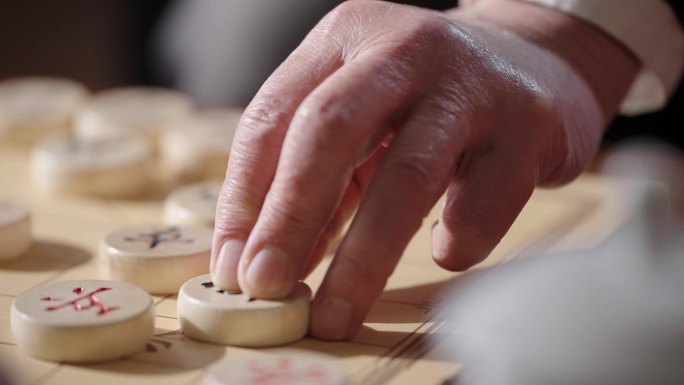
311, 297, 354, 340
211, 240, 244, 291
244, 247, 291, 297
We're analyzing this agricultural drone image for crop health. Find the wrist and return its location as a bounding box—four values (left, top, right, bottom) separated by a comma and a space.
446, 0, 639, 123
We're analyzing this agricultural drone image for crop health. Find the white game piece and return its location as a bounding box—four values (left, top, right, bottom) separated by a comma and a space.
206, 353, 349, 385
0, 77, 87, 144
10, 280, 154, 363
74, 87, 193, 146
30, 134, 153, 198
178, 274, 311, 347
0, 199, 31, 261
100, 225, 212, 294
160, 108, 241, 181
163, 181, 221, 227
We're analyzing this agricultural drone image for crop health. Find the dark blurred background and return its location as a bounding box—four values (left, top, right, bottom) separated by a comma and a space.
0, 0, 682, 149
0, 0, 169, 89
0, 0, 453, 90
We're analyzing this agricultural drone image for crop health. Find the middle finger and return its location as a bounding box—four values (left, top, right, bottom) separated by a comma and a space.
237, 54, 422, 298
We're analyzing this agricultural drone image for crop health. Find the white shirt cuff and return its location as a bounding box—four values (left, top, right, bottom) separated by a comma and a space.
461, 0, 684, 115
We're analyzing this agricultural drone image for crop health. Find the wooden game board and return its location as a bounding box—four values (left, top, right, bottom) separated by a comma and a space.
0, 141, 635, 385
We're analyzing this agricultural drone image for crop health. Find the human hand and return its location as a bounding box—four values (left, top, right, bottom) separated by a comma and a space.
210, 0, 638, 339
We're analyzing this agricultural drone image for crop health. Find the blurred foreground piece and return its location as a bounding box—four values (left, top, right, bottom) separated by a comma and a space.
600, 139, 684, 218
205, 352, 349, 385
443, 175, 684, 384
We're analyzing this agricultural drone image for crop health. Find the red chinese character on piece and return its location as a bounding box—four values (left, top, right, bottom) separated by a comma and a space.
42, 287, 119, 316
249, 357, 331, 385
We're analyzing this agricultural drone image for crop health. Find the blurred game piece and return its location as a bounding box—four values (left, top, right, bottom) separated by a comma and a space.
0, 199, 31, 261
443, 181, 684, 385
0, 77, 87, 144
74, 86, 193, 147
163, 181, 221, 227
100, 225, 211, 294
160, 108, 241, 181
205, 352, 349, 385
600, 138, 684, 218
10, 280, 154, 363
30, 134, 153, 198
178, 274, 311, 347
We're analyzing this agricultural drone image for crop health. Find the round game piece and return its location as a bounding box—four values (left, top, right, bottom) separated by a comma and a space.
163, 181, 221, 227
0, 77, 87, 144
0, 199, 31, 261
178, 274, 311, 347
30, 134, 153, 198
100, 225, 212, 294
205, 353, 349, 385
10, 280, 154, 363
159, 108, 241, 181
74, 87, 193, 146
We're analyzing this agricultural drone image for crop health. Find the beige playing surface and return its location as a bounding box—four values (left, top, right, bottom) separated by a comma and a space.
0, 141, 633, 385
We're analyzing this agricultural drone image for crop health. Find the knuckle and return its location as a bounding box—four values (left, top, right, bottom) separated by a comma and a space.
410, 14, 452, 43
213, 213, 251, 240
442, 186, 517, 244
384, 154, 438, 191
213, 187, 261, 239
262, 193, 326, 235
327, 1, 360, 21
218, 180, 261, 216
386, 14, 452, 58
441, 205, 497, 244
213, 219, 249, 240
239, 98, 290, 143
315, 1, 365, 37
333, 255, 387, 293
294, 96, 355, 139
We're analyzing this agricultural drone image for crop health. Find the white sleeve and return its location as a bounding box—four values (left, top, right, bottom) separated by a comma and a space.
460, 0, 684, 116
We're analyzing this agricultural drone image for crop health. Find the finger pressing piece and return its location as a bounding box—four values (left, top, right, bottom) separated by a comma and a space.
236, 54, 420, 299
211, 41, 342, 291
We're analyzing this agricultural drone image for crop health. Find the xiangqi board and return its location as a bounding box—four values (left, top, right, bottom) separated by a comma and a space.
0, 141, 631, 385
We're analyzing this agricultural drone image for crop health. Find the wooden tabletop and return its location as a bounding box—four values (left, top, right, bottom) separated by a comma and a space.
0, 141, 636, 385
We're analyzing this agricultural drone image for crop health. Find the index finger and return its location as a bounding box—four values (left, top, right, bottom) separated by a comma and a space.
210, 31, 343, 291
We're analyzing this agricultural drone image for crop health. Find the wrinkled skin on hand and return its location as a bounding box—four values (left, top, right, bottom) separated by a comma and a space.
211, 0, 638, 339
